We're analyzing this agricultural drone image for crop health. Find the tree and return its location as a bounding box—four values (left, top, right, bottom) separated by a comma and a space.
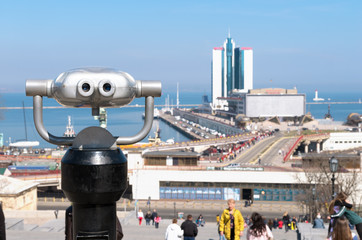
295, 153, 361, 221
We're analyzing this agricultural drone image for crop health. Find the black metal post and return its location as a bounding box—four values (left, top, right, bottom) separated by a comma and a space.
62, 148, 127, 240
331, 172, 336, 200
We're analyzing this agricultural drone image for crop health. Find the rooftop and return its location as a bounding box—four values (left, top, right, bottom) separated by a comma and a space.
0, 175, 38, 196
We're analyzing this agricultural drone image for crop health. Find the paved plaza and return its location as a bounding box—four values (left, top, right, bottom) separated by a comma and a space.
4, 208, 334, 240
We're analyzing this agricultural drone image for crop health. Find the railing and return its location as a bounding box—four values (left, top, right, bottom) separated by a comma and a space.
283, 136, 304, 162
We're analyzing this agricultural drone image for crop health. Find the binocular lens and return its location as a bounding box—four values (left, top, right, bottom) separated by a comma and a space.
103, 83, 112, 92
82, 83, 91, 92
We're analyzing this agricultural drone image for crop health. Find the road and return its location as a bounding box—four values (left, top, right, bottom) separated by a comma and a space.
233, 133, 283, 165
260, 137, 292, 165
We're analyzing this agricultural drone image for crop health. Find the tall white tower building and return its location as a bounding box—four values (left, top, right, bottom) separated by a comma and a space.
241, 47, 253, 91
211, 37, 253, 106
212, 47, 224, 105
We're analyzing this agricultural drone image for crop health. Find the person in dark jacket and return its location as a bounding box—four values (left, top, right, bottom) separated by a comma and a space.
282, 212, 290, 232
181, 215, 198, 240
145, 211, 152, 225
272, 218, 278, 229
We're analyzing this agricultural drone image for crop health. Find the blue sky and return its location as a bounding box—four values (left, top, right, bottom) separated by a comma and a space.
0, 0, 361, 94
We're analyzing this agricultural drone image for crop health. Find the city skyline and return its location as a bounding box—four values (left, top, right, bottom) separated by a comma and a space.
0, 1, 361, 94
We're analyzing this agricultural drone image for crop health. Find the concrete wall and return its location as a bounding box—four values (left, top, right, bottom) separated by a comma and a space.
0, 187, 37, 210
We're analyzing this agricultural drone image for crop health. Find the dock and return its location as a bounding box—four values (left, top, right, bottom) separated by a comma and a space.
158, 113, 209, 140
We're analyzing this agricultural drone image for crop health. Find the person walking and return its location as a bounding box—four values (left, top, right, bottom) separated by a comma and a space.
219, 198, 245, 240
137, 209, 144, 226
246, 212, 273, 240
151, 209, 158, 226
181, 214, 198, 240
312, 212, 325, 229
282, 212, 290, 233
196, 214, 205, 227
145, 211, 152, 226
165, 218, 183, 240
154, 214, 162, 229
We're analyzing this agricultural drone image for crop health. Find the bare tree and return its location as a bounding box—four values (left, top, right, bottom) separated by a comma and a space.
295, 155, 361, 221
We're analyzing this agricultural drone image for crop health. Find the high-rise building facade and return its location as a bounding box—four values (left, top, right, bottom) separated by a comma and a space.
211, 36, 253, 106
241, 47, 253, 91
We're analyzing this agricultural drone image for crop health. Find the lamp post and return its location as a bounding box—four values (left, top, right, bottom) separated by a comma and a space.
329, 156, 339, 200
311, 186, 316, 220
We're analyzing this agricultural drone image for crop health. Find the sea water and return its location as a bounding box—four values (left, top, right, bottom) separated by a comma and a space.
0, 92, 361, 148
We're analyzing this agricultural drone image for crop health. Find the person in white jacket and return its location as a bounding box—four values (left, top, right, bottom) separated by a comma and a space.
165, 219, 184, 240
137, 209, 144, 226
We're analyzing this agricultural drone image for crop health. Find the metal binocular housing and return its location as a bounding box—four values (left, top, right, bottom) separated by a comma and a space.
26, 67, 162, 240
26, 67, 162, 146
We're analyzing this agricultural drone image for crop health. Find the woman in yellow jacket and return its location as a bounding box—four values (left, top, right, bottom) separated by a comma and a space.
219, 199, 245, 240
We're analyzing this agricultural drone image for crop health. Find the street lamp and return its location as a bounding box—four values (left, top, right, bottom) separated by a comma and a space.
329, 156, 339, 200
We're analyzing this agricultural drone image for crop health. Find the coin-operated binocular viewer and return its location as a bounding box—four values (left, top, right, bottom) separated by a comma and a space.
26, 68, 161, 240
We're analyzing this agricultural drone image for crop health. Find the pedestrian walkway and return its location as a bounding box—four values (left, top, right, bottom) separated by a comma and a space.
4, 210, 332, 240
123, 216, 299, 240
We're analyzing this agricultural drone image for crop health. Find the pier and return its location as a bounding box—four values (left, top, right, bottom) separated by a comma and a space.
158, 113, 210, 140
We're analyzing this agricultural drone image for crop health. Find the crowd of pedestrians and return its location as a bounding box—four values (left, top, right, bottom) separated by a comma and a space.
139, 192, 362, 240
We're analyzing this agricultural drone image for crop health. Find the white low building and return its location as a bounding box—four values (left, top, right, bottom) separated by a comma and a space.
129, 169, 308, 201
323, 132, 362, 151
